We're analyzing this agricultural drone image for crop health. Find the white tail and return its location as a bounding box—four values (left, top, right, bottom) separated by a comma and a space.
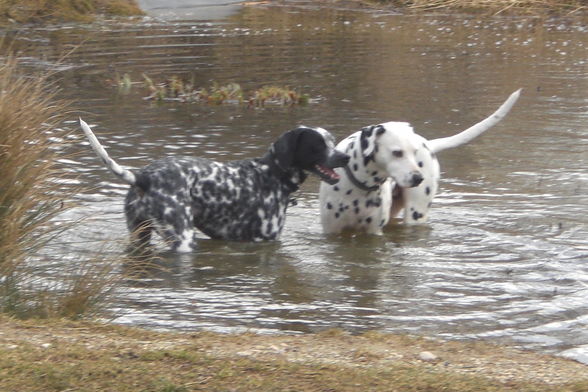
79, 118, 136, 185
428, 89, 522, 154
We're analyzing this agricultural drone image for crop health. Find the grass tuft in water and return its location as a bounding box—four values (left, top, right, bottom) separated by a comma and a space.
0, 51, 132, 320
0, 55, 67, 302
138, 74, 310, 107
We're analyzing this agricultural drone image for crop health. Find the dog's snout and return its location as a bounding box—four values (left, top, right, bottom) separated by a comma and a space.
329, 150, 350, 168
340, 152, 350, 166
411, 172, 424, 187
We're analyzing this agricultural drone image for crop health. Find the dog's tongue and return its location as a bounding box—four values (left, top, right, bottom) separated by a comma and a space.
316, 164, 340, 180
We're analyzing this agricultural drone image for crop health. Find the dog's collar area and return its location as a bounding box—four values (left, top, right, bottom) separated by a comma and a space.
261, 151, 289, 176
261, 153, 302, 193
343, 165, 381, 193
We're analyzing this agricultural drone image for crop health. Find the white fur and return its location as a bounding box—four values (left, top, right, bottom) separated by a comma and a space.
79, 118, 137, 185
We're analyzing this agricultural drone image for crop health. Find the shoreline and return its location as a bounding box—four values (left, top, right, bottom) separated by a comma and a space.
1, 316, 587, 391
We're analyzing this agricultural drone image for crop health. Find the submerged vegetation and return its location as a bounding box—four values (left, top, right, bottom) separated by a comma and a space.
120, 73, 310, 107
0, 0, 143, 24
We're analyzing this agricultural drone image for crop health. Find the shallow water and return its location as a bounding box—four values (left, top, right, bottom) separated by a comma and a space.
9, 2, 588, 363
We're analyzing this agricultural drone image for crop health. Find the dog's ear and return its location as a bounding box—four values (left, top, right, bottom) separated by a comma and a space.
270, 128, 304, 170
360, 125, 383, 159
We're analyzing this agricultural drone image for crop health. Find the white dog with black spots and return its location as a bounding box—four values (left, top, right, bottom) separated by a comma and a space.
320, 89, 521, 235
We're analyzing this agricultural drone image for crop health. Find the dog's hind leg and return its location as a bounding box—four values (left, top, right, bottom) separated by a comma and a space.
128, 220, 154, 251
124, 189, 154, 250
154, 206, 198, 253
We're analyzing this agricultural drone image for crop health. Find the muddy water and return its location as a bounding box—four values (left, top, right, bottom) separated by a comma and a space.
11, 2, 588, 362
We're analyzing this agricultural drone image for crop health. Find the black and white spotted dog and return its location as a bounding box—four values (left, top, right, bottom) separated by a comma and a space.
320, 89, 521, 234
79, 119, 349, 251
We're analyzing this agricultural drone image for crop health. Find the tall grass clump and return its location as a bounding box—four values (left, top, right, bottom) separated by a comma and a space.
0, 54, 120, 319
0, 55, 65, 276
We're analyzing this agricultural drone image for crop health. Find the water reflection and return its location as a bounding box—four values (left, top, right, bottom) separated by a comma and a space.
10, 3, 588, 362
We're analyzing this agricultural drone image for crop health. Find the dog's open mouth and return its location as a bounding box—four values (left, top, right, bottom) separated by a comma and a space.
312, 164, 341, 185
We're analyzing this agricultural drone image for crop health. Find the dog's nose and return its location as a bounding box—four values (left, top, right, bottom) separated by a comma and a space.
329, 150, 350, 168
340, 153, 350, 166
411, 172, 424, 187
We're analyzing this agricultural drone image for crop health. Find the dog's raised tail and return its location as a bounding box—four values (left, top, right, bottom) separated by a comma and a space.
79, 118, 136, 185
428, 88, 522, 154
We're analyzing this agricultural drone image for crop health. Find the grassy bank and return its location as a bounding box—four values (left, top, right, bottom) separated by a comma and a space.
0, 0, 143, 24
1, 316, 587, 392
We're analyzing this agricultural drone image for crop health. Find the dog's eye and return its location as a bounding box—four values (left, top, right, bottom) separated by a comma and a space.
392, 150, 404, 158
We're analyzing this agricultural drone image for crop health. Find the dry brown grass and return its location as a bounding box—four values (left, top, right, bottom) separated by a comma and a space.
0, 55, 66, 274
0, 52, 128, 319
0, 53, 74, 317
0, 0, 143, 24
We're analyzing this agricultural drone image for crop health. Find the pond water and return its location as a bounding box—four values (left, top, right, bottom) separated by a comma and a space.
8, 1, 588, 363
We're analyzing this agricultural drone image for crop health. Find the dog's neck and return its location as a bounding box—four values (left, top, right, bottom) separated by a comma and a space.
260, 151, 306, 193
345, 145, 387, 193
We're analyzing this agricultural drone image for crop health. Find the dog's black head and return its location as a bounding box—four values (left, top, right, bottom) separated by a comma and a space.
270, 126, 349, 185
